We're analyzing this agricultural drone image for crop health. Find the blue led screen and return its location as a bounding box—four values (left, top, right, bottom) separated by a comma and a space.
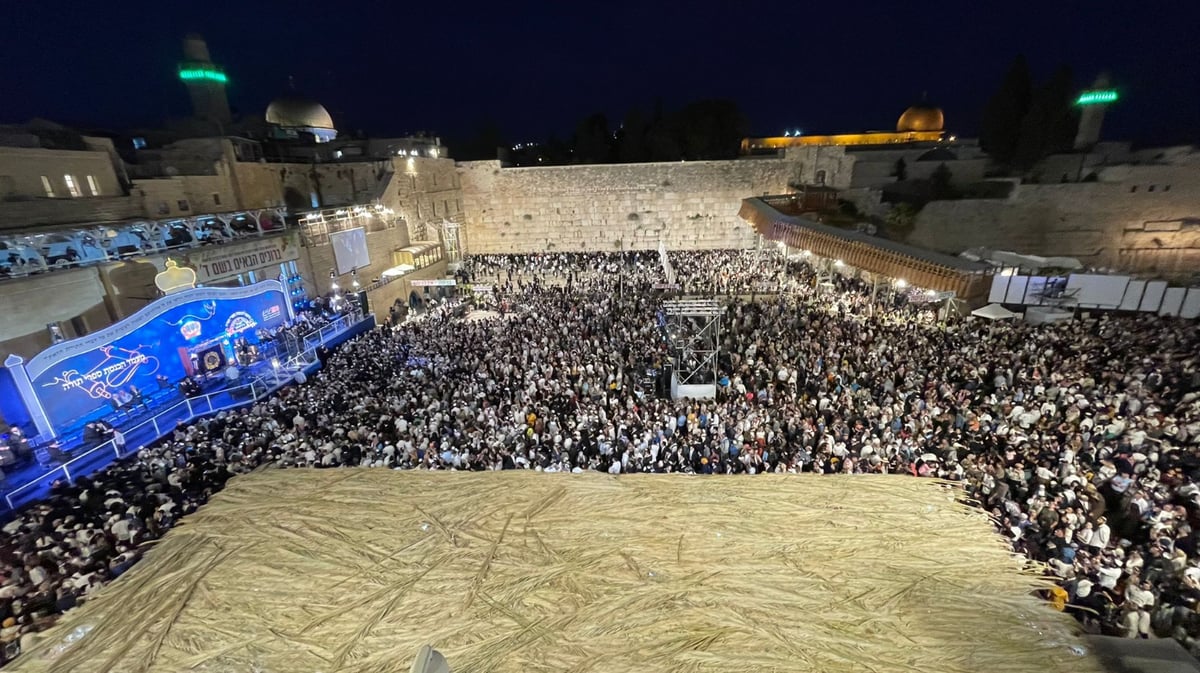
24, 283, 290, 432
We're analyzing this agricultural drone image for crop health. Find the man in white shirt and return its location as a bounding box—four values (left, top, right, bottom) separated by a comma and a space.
1091, 517, 1111, 551
1097, 563, 1122, 590
1123, 580, 1155, 638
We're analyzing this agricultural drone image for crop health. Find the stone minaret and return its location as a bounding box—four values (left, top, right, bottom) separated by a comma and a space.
179, 33, 232, 127
1074, 73, 1113, 150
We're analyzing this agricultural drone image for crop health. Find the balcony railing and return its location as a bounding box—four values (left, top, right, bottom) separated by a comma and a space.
0, 207, 291, 282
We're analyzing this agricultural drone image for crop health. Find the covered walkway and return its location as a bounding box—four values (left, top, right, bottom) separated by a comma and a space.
739, 196, 993, 303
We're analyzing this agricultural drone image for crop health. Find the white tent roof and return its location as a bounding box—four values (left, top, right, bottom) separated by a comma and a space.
961, 248, 1084, 271
972, 303, 1020, 320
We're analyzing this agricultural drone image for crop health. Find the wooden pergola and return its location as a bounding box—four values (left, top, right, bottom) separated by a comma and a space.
739, 196, 993, 303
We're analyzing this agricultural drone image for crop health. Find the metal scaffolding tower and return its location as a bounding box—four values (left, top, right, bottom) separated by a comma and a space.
661, 299, 722, 385
429, 219, 463, 264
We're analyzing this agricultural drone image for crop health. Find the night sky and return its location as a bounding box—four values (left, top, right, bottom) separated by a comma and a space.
2, 1, 1196, 148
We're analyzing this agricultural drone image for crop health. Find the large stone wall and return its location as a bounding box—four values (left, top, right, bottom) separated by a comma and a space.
0, 267, 111, 360
133, 173, 239, 219
458, 148, 853, 253
385, 157, 462, 241
291, 157, 462, 295
299, 225, 411, 296
0, 147, 123, 200
908, 164, 1200, 279
233, 155, 463, 240
229, 161, 287, 209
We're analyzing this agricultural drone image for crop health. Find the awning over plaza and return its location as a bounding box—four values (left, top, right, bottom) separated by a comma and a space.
739, 196, 994, 301
393, 242, 443, 269
971, 303, 1020, 320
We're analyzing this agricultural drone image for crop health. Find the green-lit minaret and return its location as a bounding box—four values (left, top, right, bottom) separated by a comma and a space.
1074, 73, 1117, 150
179, 33, 231, 127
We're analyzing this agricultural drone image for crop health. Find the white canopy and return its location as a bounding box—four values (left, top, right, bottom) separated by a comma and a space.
971, 303, 1020, 320
961, 248, 1083, 271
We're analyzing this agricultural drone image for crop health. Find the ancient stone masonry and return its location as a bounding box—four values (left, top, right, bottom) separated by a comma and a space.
457, 148, 853, 253
910, 164, 1200, 279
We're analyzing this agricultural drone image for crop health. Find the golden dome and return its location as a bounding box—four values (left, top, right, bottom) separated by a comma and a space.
266, 95, 335, 130
896, 104, 944, 133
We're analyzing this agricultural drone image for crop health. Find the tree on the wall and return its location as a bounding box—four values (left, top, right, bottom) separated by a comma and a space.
676, 100, 745, 161
454, 121, 506, 161
616, 108, 650, 163
646, 99, 682, 162
893, 157, 908, 181
980, 55, 1032, 166
930, 163, 955, 199
1013, 65, 1078, 168
573, 113, 613, 164
884, 202, 919, 241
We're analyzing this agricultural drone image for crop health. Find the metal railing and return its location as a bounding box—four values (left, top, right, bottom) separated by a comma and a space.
0, 212, 292, 281
4, 381, 257, 509
2, 312, 366, 511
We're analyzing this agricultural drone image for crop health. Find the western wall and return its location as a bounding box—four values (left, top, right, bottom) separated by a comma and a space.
455, 144, 1198, 281
457, 147, 853, 253
908, 163, 1200, 279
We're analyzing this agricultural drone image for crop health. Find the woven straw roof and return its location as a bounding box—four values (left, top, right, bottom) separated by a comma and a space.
12, 471, 1102, 673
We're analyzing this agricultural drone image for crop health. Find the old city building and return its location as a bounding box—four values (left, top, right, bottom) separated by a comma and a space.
0, 36, 1197, 361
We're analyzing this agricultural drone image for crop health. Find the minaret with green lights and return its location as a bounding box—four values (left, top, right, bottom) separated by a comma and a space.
1073, 73, 1117, 150
178, 33, 231, 127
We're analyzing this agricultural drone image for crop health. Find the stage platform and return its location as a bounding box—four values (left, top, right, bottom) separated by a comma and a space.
1, 314, 375, 512
12, 471, 1104, 673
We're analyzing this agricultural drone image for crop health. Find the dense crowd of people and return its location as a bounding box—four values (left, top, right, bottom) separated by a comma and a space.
0, 249, 1197, 665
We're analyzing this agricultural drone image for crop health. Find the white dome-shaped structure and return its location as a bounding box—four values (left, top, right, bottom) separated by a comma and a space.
265, 94, 337, 142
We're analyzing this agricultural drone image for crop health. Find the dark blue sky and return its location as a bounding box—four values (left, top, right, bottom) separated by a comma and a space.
2, 1, 1196, 147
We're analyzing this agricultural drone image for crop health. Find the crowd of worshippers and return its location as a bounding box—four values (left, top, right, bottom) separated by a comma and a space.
0, 249, 1198, 664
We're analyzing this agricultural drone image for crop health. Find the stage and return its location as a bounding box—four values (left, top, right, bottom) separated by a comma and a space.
12, 471, 1104, 673
0, 311, 376, 512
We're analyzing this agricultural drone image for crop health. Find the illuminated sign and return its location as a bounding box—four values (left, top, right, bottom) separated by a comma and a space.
224, 312, 258, 335
22, 282, 290, 433
181, 233, 299, 285
180, 320, 202, 340
1076, 90, 1118, 106
43, 346, 159, 399
410, 279, 457, 287
178, 67, 228, 84
155, 259, 197, 295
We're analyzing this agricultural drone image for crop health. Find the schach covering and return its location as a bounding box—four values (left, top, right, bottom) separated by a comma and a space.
12, 471, 1103, 673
